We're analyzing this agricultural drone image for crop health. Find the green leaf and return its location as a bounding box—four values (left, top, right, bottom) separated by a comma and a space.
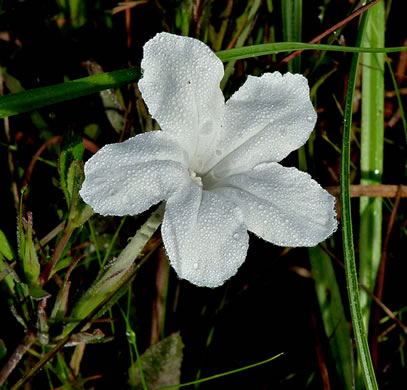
28, 286, 51, 300
359, 1, 385, 331
281, 0, 302, 73
175, 0, 193, 36
220, 0, 263, 89
66, 161, 94, 229
128, 333, 184, 389
0, 339, 6, 360
66, 0, 87, 28
21, 213, 41, 289
64, 329, 108, 347
36, 300, 50, 345
281, 0, 307, 172
50, 280, 71, 322
340, 10, 379, 390
216, 42, 407, 62
66, 204, 164, 336
86, 61, 125, 134
0, 260, 16, 295
0, 67, 141, 118
1, 44, 406, 120
1, 70, 49, 133
310, 247, 354, 390
55, 352, 71, 384
0, 230, 14, 261
59, 130, 85, 207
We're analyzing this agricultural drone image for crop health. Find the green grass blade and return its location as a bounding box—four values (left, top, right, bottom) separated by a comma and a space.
220, 0, 262, 89
216, 42, 407, 62
341, 11, 379, 390
281, 0, 302, 73
359, 1, 385, 331
156, 353, 283, 389
310, 247, 354, 390
1, 44, 406, 120
66, 204, 164, 335
0, 67, 140, 118
281, 0, 307, 178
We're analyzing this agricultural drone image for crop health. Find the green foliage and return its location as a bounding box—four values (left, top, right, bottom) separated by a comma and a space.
0, 340, 6, 360
1, 45, 405, 120
59, 130, 84, 206
310, 247, 354, 389
340, 10, 378, 390
281, 0, 302, 73
0, 230, 13, 262
0, 1, 406, 389
65, 204, 164, 336
0, 230, 15, 294
0, 68, 141, 119
18, 210, 41, 289
128, 332, 184, 389
359, 1, 385, 331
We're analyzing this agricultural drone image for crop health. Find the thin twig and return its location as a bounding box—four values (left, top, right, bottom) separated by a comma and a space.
278, 0, 381, 66
326, 184, 407, 198
111, 0, 148, 15
23, 136, 99, 186
36, 220, 66, 249
39, 225, 75, 284
0, 331, 36, 386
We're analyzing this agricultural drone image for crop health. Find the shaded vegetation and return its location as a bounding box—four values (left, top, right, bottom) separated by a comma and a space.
0, 0, 406, 389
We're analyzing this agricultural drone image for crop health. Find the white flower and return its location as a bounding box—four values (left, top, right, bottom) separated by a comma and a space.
79, 32, 337, 288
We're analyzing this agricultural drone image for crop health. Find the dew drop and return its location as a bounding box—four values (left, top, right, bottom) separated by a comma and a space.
193, 263, 199, 270
233, 233, 239, 239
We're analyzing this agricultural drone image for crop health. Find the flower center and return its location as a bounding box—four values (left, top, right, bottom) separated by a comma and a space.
188, 169, 203, 187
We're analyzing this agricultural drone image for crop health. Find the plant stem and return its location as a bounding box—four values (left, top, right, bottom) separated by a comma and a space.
0, 331, 36, 386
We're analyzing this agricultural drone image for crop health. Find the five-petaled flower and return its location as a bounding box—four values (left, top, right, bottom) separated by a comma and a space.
80, 32, 337, 288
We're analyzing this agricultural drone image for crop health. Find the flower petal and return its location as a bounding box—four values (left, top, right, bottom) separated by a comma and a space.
162, 182, 249, 288
138, 32, 225, 156
80, 131, 188, 216
213, 162, 337, 247
206, 72, 317, 179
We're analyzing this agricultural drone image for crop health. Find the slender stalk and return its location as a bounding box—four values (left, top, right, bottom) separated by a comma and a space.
0, 331, 36, 386
359, 0, 385, 331
281, 0, 302, 73
157, 353, 283, 390
340, 9, 379, 390
39, 225, 75, 284
10, 206, 163, 389
66, 204, 165, 334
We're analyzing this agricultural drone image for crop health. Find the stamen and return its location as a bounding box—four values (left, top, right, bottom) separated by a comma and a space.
189, 169, 203, 187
